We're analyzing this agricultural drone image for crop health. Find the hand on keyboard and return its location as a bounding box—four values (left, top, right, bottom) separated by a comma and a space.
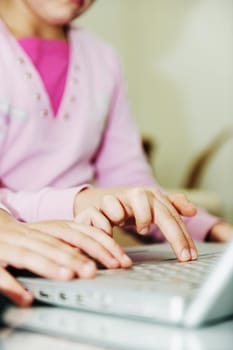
74, 187, 198, 262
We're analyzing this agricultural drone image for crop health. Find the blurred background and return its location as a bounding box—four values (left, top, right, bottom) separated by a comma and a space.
77, 0, 233, 223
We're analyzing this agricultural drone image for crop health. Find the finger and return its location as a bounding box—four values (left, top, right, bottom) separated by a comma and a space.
30, 222, 119, 269
68, 224, 132, 269
152, 198, 192, 261
0, 242, 77, 280
168, 193, 197, 217
153, 191, 198, 260
0, 229, 96, 277
152, 190, 197, 260
119, 188, 152, 234
27, 227, 82, 254
28, 222, 121, 270
0, 267, 33, 306
27, 222, 98, 256
0, 260, 7, 267
150, 191, 196, 261
101, 195, 127, 225
75, 207, 113, 235
25, 223, 83, 253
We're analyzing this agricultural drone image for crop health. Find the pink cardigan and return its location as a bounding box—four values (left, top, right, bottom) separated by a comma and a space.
0, 20, 218, 241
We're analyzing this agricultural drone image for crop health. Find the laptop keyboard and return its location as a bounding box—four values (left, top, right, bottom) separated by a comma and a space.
100, 253, 221, 291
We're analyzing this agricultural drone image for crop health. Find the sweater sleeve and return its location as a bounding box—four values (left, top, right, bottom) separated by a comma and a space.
0, 185, 90, 222
94, 52, 156, 188
93, 50, 220, 242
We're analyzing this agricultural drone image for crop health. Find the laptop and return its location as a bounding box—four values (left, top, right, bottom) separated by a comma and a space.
17, 241, 233, 328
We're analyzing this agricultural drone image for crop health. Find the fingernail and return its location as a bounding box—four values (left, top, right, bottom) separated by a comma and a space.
21, 292, 33, 304
59, 267, 73, 279
81, 262, 96, 276
181, 248, 191, 261
191, 248, 198, 260
139, 227, 148, 235
122, 254, 132, 265
109, 259, 120, 268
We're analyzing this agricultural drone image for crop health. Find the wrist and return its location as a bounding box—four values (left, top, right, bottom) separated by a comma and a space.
74, 187, 95, 216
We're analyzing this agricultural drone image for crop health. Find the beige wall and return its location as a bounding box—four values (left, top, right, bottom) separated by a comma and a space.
77, 0, 233, 222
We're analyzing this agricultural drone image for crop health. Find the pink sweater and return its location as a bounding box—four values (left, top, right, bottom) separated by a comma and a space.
0, 20, 218, 241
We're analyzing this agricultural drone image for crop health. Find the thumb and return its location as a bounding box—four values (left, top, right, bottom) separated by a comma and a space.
74, 206, 113, 236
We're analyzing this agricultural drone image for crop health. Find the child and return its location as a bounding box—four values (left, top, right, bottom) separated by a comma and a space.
0, 0, 232, 305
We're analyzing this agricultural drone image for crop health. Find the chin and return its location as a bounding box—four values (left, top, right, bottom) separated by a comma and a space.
47, 8, 79, 25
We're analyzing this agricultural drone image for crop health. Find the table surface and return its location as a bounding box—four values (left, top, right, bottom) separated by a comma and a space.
1, 308, 233, 350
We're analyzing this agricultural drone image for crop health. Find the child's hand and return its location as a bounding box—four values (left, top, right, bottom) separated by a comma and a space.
74, 187, 198, 262
0, 210, 131, 306
28, 220, 132, 270
207, 222, 233, 242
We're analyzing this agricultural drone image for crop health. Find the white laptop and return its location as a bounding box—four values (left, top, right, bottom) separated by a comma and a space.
17, 241, 233, 328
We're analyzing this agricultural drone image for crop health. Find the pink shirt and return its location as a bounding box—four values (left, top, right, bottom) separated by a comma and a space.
18, 37, 69, 116
0, 20, 219, 241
